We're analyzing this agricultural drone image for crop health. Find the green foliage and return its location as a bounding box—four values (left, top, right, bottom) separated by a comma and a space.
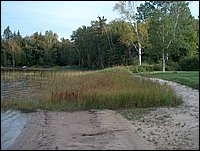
127, 64, 162, 73
1, 2, 199, 70
138, 1, 197, 72
153, 64, 162, 71
166, 60, 180, 71
178, 55, 199, 71
113, 1, 150, 65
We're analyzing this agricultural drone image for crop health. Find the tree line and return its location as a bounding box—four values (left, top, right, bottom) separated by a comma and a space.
1, 1, 199, 71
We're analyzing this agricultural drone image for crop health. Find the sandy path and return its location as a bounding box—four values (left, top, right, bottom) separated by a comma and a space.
129, 76, 199, 150
9, 76, 199, 150
9, 109, 155, 150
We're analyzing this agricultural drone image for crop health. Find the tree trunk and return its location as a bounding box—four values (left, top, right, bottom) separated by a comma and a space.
166, 53, 169, 64
97, 45, 104, 68
2, 51, 7, 66
135, 20, 143, 66
74, 46, 81, 66
12, 53, 15, 68
138, 44, 142, 66
96, 34, 104, 69
162, 50, 165, 73
81, 37, 90, 66
10, 42, 16, 68
130, 41, 141, 65
128, 48, 132, 65
87, 53, 90, 67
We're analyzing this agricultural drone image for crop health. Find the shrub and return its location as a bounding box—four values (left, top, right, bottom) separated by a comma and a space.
152, 64, 162, 71
178, 55, 199, 71
127, 64, 162, 73
166, 60, 180, 71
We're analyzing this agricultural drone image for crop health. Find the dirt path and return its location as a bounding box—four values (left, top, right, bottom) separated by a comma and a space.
129, 76, 199, 150
9, 77, 199, 150
9, 109, 155, 150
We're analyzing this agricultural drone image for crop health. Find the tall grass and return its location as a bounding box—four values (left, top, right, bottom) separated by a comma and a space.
1, 67, 182, 112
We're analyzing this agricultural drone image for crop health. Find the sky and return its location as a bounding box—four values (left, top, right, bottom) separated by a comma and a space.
1, 1, 199, 40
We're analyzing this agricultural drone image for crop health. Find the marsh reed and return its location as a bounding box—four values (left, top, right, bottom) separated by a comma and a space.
1, 67, 182, 112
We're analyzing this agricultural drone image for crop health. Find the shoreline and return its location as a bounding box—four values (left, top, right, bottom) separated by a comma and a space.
9, 109, 155, 150
130, 77, 199, 149
3, 77, 199, 150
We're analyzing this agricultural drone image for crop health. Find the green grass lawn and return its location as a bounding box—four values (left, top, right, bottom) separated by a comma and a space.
137, 71, 199, 90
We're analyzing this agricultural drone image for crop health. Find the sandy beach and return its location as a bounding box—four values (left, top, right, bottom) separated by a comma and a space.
6, 77, 199, 150
131, 77, 199, 150
8, 109, 155, 150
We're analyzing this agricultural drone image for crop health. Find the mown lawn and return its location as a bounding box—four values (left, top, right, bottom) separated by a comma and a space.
137, 71, 199, 90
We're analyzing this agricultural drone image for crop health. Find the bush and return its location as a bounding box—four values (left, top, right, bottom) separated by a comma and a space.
166, 60, 180, 71
178, 55, 199, 71
153, 64, 162, 71
128, 64, 162, 73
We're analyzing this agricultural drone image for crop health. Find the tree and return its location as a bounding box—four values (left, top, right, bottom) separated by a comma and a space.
44, 30, 59, 65
98, 16, 114, 66
113, 1, 148, 66
95, 16, 105, 68
8, 39, 22, 67
13, 30, 26, 66
139, 1, 194, 72
22, 36, 34, 66
71, 17, 111, 68
2, 26, 13, 40
109, 19, 135, 65
30, 32, 45, 65
2, 26, 22, 67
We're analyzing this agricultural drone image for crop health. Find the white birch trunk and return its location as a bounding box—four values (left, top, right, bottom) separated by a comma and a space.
162, 50, 165, 73
138, 44, 142, 66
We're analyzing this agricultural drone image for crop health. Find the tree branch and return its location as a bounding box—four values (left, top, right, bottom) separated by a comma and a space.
142, 48, 147, 54
130, 41, 139, 52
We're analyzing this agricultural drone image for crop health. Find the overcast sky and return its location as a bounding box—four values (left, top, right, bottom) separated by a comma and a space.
1, 1, 199, 40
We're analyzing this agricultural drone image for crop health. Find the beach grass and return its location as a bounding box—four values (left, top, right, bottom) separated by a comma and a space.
1, 67, 182, 112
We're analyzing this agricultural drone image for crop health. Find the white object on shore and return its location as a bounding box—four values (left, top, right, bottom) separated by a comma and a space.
22, 66, 27, 69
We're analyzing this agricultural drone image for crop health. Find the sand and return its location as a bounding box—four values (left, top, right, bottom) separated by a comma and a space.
9, 109, 155, 150
8, 77, 199, 150
131, 76, 199, 150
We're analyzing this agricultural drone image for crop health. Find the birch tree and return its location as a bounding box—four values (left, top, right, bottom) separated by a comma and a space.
146, 1, 193, 72
2, 26, 22, 67
113, 1, 147, 66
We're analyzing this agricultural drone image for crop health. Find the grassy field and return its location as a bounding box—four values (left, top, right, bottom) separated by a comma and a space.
137, 71, 199, 90
1, 67, 182, 112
